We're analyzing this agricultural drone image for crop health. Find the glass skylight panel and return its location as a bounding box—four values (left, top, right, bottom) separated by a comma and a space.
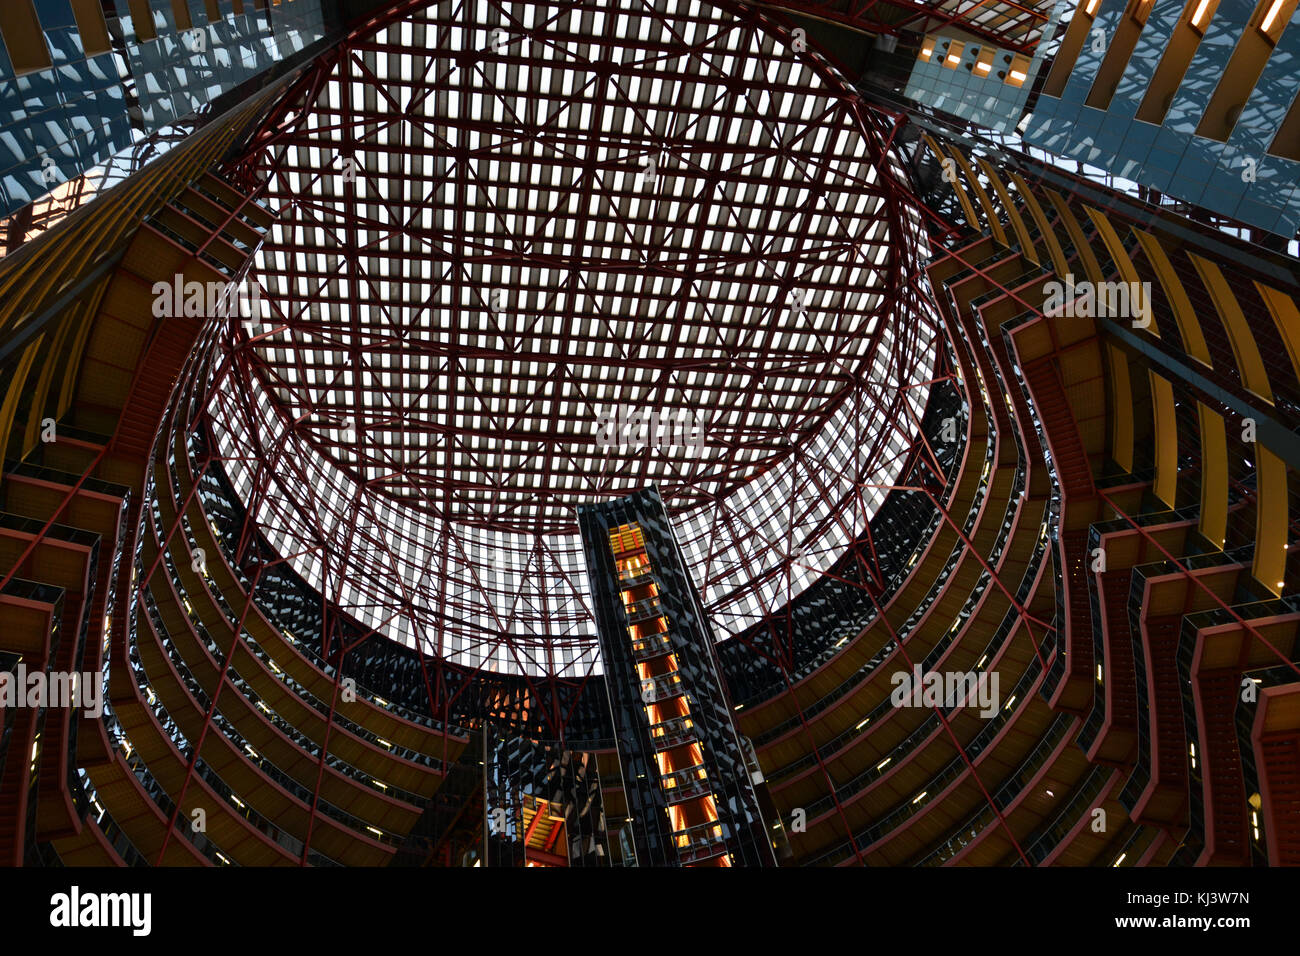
210, 0, 936, 677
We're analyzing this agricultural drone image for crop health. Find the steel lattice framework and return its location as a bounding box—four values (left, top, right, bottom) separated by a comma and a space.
206, 0, 939, 677
752, 0, 1056, 55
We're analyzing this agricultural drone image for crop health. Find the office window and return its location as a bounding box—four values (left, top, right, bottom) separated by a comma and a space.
171, 0, 194, 30
0, 1, 52, 74
127, 0, 158, 41
1269, 86, 1300, 158
1006, 54, 1030, 86
69, 0, 113, 55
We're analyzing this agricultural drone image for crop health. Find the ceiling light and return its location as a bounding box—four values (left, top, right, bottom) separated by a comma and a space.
1262, 0, 1284, 31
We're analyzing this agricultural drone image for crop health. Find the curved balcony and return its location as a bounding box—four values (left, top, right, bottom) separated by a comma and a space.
137, 577, 429, 820
169, 436, 459, 740
127, 610, 364, 864
149, 450, 464, 785
154, 525, 447, 789
740, 389, 1000, 748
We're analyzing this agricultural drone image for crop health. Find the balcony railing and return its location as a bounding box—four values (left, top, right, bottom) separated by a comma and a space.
154, 538, 446, 776
618, 567, 656, 590
639, 671, 685, 704
660, 764, 712, 803
649, 715, 697, 751
630, 631, 673, 662
623, 596, 664, 625
673, 821, 728, 864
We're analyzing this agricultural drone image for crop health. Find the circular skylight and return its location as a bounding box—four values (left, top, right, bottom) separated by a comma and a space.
209, 0, 936, 677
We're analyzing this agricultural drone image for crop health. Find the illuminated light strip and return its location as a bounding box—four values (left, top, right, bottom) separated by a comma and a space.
1261, 0, 1284, 31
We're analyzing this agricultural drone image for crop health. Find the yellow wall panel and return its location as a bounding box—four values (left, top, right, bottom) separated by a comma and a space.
1010, 171, 1070, 277
1084, 207, 1155, 333
0, 338, 42, 477
977, 158, 1038, 265
1044, 189, 1105, 283
1107, 341, 1135, 472
920, 133, 980, 233
1134, 230, 1211, 364
1197, 403, 1227, 548
946, 147, 1008, 247
1255, 281, 1300, 384
1190, 253, 1273, 403
1150, 371, 1178, 508
1254, 447, 1288, 595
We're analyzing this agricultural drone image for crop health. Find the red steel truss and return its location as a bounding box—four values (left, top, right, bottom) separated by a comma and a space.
750, 0, 1055, 55
204, 0, 944, 679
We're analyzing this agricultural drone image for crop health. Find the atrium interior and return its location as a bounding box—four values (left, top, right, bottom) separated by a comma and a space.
0, 0, 1297, 869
